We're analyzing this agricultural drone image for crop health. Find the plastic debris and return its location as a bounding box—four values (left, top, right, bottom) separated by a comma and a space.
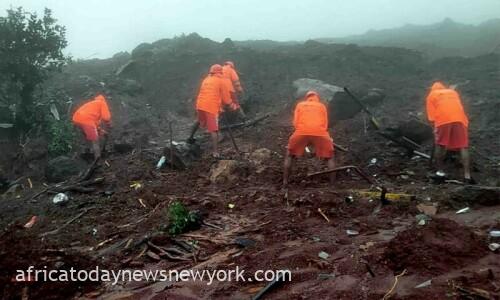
416, 214, 431, 225
24, 216, 37, 228
228, 203, 235, 209
92, 228, 98, 235
130, 182, 142, 190
370, 158, 378, 165
312, 236, 321, 242
52, 193, 69, 204
345, 195, 354, 204
318, 251, 330, 260
456, 207, 470, 214
346, 230, 359, 236
489, 231, 500, 238
415, 279, 432, 288
435, 171, 446, 177
156, 156, 166, 169
488, 243, 500, 252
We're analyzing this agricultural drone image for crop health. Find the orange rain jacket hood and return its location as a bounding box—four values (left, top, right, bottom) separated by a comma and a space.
293, 92, 330, 137
426, 81, 468, 128
196, 74, 232, 116
72, 94, 111, 126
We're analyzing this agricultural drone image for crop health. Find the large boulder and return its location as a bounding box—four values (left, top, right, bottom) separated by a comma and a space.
45, 156, 87, 183
293, 78, 343, 101
292, 78, 385, 122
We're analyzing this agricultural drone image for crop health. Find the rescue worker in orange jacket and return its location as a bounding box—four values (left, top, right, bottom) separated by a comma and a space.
283, 91, 335, 186
187, 64, 232, 157
426, 81, 473, 183
222, 61, 246, 118
72, 94, 112, 159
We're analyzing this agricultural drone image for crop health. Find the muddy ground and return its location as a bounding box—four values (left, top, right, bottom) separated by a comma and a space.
1, 109, 499, 299
1, 36, 499, 299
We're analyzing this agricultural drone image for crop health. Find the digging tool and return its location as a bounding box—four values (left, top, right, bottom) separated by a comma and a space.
169, 121, 174, 169
344, 87, 430, 160
220, 112, 242, 158
343, 87, 381, 130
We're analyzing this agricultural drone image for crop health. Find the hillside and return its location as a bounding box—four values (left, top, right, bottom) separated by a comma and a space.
317, 18, 500, 59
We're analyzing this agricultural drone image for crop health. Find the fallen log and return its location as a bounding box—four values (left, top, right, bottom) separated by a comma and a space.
26, 160, 102, 201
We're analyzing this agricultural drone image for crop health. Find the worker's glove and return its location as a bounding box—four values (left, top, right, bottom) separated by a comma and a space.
229, 102, 240, 111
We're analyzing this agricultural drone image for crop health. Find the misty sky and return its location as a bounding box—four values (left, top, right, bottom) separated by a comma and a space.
1, 0, 500, 59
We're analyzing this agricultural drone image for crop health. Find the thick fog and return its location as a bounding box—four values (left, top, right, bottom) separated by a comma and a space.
1, 0, 499, 58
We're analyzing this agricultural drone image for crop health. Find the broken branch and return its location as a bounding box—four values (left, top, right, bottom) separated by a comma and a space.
40, 207, 95, 237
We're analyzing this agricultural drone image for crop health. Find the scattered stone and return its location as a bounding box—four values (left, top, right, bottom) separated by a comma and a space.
359, 242, 375, 251
234, 237, 256, 248
209, 160, 240, 184
417, 203, 438, 216
488, 243, 500, 252
249, 148, 272, 165
52, 193, 69, 205
318, 251, 330, 260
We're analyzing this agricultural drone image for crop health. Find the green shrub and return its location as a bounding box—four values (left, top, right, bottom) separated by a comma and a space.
47, 118, 75, 157
167, 201, 200, 236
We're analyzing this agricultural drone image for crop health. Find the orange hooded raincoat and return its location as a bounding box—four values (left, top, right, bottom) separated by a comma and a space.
72, 94, 111, 126
196, 74, 231, 116
293, 93, 329, 137
426, 82, 469, 128
222, 65, 243, 93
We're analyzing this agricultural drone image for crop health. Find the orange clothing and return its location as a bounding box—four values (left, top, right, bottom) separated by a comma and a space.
195, 74, 231, 116
222, 65, 242, 93
426, 82, 468, 128
287, 133, 334, 158
72, 95, 111, 126
293, 95, 330, 137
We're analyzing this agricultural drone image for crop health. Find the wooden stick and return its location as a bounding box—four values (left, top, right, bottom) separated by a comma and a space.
333, 143, 348, 152
308, 165, 374, 184
383, 269, 407, 300
40, 207, 95, 237
317, 208, 330, 223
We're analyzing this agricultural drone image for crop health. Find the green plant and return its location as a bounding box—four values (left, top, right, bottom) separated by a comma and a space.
167, 201, 200, 236
47, 118, 75, 157
0, 7, 68, 131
